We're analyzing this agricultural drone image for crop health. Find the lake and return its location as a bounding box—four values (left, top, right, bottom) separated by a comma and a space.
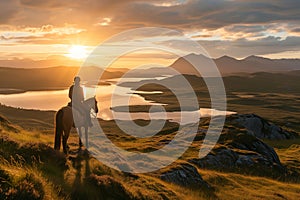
0, 77, 235, 124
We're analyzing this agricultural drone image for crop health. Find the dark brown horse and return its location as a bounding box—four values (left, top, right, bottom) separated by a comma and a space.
54, 97, 98, 154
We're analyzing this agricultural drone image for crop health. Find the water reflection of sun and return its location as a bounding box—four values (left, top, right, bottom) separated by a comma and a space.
82, 86, 87, 98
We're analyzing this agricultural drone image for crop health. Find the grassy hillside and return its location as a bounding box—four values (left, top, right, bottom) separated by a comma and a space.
0, 104, 55, 132
0, 108, 300, 199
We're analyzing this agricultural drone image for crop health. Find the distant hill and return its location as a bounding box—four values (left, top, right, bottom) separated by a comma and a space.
170, 54, 300, 75
0, 66, 124, 92
0, 114, 19, 133
0, 56, 82, 68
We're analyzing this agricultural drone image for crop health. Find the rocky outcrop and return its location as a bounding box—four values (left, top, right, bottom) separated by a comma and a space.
190, 122, 287, 176
160, 163, 210, 189
232, 114, 296, 140
161, 114, 294, 181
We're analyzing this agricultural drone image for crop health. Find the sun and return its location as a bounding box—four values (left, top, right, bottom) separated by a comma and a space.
67, 45, 88, 60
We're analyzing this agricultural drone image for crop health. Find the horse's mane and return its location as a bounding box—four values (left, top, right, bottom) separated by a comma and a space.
83, 96, 97, 108
84, 96, 96, 102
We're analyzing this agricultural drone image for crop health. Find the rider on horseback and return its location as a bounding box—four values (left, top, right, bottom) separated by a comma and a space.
69, 76, 92, 127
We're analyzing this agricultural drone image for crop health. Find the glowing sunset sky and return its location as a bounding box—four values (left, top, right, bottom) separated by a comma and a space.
0, 0, 299, 68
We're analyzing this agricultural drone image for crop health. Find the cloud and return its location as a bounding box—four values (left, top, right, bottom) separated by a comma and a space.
0, 0, 299, 58
120, 51, 178, 59
19, 0, 72, 9
191, 34, 213, 38
291, 28, 300, 33
0, 0, 19, 24
1, 0, 299, 28
108, 0, 300, 31
198, 36, 300, 58
0, 25, 86, 45
224, 25, 267, 34
2, 0, 299, 34
156, 36, 300, 58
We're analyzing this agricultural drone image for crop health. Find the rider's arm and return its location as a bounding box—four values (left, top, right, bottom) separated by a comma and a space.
68, 85, 73, 100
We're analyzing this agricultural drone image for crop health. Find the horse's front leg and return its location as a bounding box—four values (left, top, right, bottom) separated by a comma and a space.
78, 127, 83, 148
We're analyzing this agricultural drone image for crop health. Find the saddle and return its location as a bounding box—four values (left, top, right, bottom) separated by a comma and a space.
67, 102, 92, 127
67, 102, 84, 114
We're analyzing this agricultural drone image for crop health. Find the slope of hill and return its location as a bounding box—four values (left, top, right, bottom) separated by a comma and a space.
1, 105, 300, 199
0, 56, 81, 68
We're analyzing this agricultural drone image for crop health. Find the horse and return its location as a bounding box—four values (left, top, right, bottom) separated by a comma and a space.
54, 97, 98, 154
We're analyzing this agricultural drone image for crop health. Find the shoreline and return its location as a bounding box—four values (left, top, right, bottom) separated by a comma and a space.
0, 81, 111, 95
0, 88, 26, 95
0, 87, 68, 95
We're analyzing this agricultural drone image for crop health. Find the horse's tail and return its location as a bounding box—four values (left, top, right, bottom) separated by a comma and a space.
54, 108, 64, 150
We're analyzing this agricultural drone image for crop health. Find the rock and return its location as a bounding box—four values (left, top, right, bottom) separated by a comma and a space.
160, 163, 210, 189
193, 148, 239, 169
190, 126, 286, 175
232, 114, 296, 140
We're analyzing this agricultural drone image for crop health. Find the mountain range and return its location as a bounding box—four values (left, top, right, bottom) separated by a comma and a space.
170, 54, 300, 75
1, 55, 300, 76
0, 54, 300, 91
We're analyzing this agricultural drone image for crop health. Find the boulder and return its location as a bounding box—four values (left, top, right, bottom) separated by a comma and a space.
232, 114, 296, 140
160, 163, 210, 189
190, 126, 286, 175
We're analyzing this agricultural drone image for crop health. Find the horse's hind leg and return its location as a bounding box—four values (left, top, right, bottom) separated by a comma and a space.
54, 130, 62, 150
62, 128, 71, 154
62, 135, 67, 154
54, 109, 64, 150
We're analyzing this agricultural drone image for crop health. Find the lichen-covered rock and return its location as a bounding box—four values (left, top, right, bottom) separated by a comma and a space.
193, 148, 239, 169
232, 114, 296, 139
190, 124, 286, 176
160, 163, 210, 189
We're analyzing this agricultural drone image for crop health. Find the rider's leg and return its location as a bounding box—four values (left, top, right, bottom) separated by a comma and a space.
72, 103, 85, 115
79, 103, 92, 127
73, 102, 92, 127
84, 104, 92, 127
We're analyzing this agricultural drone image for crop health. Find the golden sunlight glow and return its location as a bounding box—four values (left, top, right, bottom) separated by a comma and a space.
82, 85, 87, 98
67, 45, 88, 60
